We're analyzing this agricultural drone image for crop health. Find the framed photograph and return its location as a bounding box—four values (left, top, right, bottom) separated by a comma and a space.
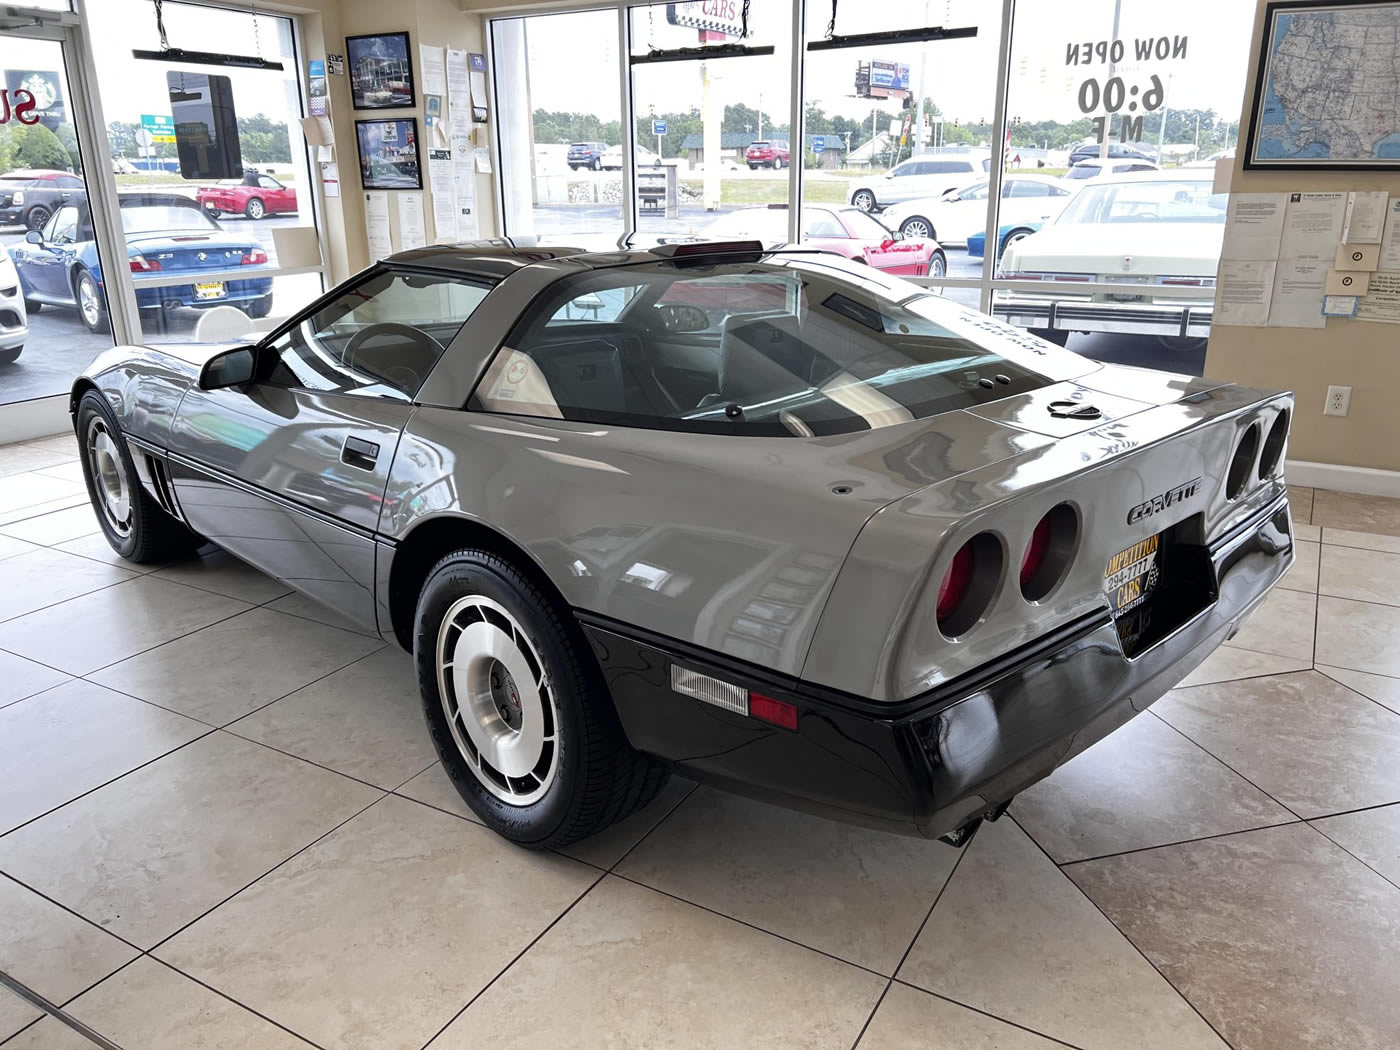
1245, 0, 1400, 169
355, 117, 422, 190
345, 31, 415, 110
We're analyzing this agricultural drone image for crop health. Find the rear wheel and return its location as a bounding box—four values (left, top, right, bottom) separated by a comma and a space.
241, 294, 273, 319
1030, 328, 1070, 346
414, 547, 668, 849
75, 270, 109, 334
928, 251, 947, 278
203, 206, 222, 219
899, 216, 934, 240
772, 157, 784, 170
244, 197, 265, 220
24, 205, 50, 232
76, 391, 200, 563
851, 189, 876, 212
1001, 227, 1035, 254
1154, 335, 1208, 353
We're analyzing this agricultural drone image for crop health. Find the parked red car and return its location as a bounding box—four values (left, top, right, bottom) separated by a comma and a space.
745, 140, 790, 170
704, 204, 946, 278
196, 170, 297, 220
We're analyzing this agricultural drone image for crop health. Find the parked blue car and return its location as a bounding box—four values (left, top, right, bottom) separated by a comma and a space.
966, 220, 1044, 262
13, 192, 273, 334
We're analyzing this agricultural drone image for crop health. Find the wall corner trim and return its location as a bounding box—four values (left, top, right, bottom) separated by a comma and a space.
1286, 459, 1400, 499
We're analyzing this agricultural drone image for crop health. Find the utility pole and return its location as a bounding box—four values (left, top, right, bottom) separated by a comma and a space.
758, 91, 763, 141
913, 0, 929, 154
1101, 0, 1122, 160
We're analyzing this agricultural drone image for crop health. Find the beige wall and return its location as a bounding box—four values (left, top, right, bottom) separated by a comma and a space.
1204, 0, 1400, 472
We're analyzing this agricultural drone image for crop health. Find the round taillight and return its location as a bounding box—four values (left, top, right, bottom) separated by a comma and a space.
937, 542, 974, 622
1020, 503, 1079, 602
1258, 409, 1289, 480
936, 532, 1004, 638
1227, 422, 1260, 500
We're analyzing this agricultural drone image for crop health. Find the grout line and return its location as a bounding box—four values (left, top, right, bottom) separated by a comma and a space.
1312, 666, 1400, 719
0, 870, 146, 956
887, 983, 1091, 1050
141, 957, 326, 1050
1056, 818, 1304, 868
1008, 812, 1240, 1050
598, 777, 699, 874
0, 968, 124, 1050
1300, 819, 1400, 895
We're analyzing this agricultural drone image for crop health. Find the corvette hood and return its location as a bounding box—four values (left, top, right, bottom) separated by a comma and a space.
1005, 223, 1224, 277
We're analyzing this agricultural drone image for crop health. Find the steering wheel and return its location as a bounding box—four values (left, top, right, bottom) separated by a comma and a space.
342, 322, 442, 392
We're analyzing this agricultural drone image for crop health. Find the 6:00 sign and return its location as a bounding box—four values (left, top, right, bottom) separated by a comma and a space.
1077, 73, 1163, 116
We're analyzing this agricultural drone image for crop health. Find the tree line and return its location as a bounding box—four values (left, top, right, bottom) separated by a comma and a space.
106, 114, 294, 165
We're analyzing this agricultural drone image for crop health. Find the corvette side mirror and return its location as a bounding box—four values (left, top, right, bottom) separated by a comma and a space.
199, 346, 256, 390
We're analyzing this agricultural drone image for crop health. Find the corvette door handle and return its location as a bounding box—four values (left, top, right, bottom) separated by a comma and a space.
341, 436, 380, 471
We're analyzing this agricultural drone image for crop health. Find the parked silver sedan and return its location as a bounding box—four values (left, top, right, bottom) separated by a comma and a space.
71, 238, 1296, 850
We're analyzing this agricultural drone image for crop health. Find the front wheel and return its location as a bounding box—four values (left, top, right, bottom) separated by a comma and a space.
851, 189, 876, 212
900, 216, 934, 240
1030, 327, 1070, 346
22, 299, 41, 314
414, 548, 668, 849
244, 198, 265, 220
927, 251, 947, 278
76, 391, 200, 563
0, 347, 20, 365
75, 271, 109, 334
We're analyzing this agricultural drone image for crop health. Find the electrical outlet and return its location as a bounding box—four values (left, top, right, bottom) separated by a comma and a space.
1324, 385, 1352, 416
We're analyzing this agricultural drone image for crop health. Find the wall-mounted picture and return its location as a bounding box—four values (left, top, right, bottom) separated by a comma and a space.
355, 117, 421, 189
346, 31, 415, 110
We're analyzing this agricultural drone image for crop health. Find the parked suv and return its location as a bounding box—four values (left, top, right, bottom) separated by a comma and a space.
0, 169, 84, 232
848, 155, 989, 213
1068, 141, 1156, 166
567, 142, 607, 171
745, 140, 790, 169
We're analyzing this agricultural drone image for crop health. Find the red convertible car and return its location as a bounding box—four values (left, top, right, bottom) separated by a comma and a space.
196, 170, 297, 220
704, 204, 946, 277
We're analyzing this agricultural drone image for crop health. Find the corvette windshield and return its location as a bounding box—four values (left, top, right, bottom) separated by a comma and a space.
476, 258, 1075, 436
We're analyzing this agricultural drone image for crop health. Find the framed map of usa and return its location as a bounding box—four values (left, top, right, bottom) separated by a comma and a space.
1246, 0, 1400, 169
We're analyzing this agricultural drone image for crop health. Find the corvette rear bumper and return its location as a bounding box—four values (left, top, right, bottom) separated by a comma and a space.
582, 494, 1293, 840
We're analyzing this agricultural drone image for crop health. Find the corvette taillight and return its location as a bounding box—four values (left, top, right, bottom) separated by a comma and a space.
1258, 409, 1289, 480
1020, 515, 1051, 587
936, 532, 1002, 638
1020, 503, 1078, 602
937, 542, 974, 623
241, 249, 268, 265
1227, 422, 1261, 500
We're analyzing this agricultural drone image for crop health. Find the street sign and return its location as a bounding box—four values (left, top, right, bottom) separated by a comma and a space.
134, 128, 154, 148
140, 114, 175, 144
652, 119, 667, 136
812, 135, 824, 154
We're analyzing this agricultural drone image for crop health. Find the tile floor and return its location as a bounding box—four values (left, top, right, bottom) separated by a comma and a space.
0, 441, 1398, 1050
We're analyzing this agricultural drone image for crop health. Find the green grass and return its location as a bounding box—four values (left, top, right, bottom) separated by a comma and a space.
678, 179, 848, 205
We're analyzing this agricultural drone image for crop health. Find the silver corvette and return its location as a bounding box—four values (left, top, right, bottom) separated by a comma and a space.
72, 239, 1295, 849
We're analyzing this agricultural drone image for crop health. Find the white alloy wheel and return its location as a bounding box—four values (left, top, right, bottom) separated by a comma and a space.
86, 415, 132, 537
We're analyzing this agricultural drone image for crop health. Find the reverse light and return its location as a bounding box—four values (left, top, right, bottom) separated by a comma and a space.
129, 254, 160, 272
668, 666, 799, 730
241, 248, 268, 265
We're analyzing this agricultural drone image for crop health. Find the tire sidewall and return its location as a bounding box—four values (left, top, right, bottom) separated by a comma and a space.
414, 552, 591, 844
76, 391, 141, 558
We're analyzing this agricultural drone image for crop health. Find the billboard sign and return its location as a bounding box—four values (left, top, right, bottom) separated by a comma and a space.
140, 114, 176, 144
870, 60, 911, 92
665, 2, 746, 38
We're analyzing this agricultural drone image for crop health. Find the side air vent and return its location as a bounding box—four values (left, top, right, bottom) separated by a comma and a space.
144, 454, 182, 520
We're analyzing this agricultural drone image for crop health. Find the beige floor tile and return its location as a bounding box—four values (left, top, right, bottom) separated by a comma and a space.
32, 461, 85, 485
0, 546, 139, 623
1314, 595, 1400, 677
9, 957, 311, 1050
428, 874, 885, 1050
618, 787, 960, 974
1311, 803, 1400, 886
1316, 663, 1400, 715
1014, 714, 1294, 863
1287, 485, 1314, 523
1277, 539, 1318, 592
0, 679, 207, 835
1322, 527, 1400, 554
1321, 543, 1400, 606
560, 775, 695, 869
0, 877, 137, 1041
0, 472, 84, 516
0, 651, 69, 711
229, 648, 431, 788
1069, 824, 1400, 1050
393, 761, 481, 823
263, 591, 381, 637
1176, 645, 1311, 688
898, 819, 1224, 1050
858, 982, 1062, 1050
1, 576, 250, 675
150, 548, 292, 605
0, 732, 381, 948
91, 608, 384, 727
0, 444, 73, 479
0, 498, 96, 535
1155, 671, 1400, 818
158, 795, 597, 1050
0, 532, 37, 561
1312, 489, 1400, 536
0, 983, 42, 1045
1293, 521, 1321, 541
1223, 586, 1315, 660
52, 531, 163, 571
20, 433, 79, 455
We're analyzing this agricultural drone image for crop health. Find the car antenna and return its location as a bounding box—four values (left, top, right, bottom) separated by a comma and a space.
724, 403, 745, 420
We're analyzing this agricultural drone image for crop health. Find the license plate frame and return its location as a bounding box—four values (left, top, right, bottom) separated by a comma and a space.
1104, 533, 1162, 616
194, 281, 227, 301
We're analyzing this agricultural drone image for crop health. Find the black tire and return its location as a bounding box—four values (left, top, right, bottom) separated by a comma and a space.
591, 158, 601, 171
748, 163, 757, 170
0, 347, 20, 365
24, 205, 50, 232
851, 189, 876, 212
928, 251, 947, 278
204, 206, 222, 219
75, 391, 201, 563
772, 157, 784, 170
22, 299, 41, 314
241, 294, 273, 319
414, 548, 668, 849
244, 197, 265, 220
74, 270, 110, 334
1154, 335, 1208, 353
1030, 327, 1070, 346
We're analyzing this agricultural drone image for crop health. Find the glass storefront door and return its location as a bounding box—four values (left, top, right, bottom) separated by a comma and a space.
0, 28, 115, 410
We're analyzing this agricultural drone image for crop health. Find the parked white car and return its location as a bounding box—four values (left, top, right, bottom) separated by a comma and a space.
601, 143, 662, 169
847, 152, 991, 212
0, 245, 29, 365
880, 174, 1073, 247
995, 169, 1224, 350
1063, 157, 1159, 183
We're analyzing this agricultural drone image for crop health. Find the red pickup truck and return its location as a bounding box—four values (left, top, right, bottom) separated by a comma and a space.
196, 171, 297, 220
745, 140, 789, 170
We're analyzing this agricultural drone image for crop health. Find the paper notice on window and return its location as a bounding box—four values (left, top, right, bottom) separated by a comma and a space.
397, 193, 426, 251
1216, 261, 1276, 326
1279, 192, 1347, 262
1378, 200, 1400, 270
427, 148, 456, 243
1343, 191, 1388, 244
468, 52, 488, 109
420, 45, 445, 99
450, 117, 478, 241
364, 192, 391, 262
1222, 193, 1286, 261
1356, 270, 1400, 323
1268, 260, 1328, 328
447, 49, 470, 119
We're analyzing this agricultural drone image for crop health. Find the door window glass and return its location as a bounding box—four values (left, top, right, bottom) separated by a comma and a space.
265, 270, 489, 400
46, 207, 80, 245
